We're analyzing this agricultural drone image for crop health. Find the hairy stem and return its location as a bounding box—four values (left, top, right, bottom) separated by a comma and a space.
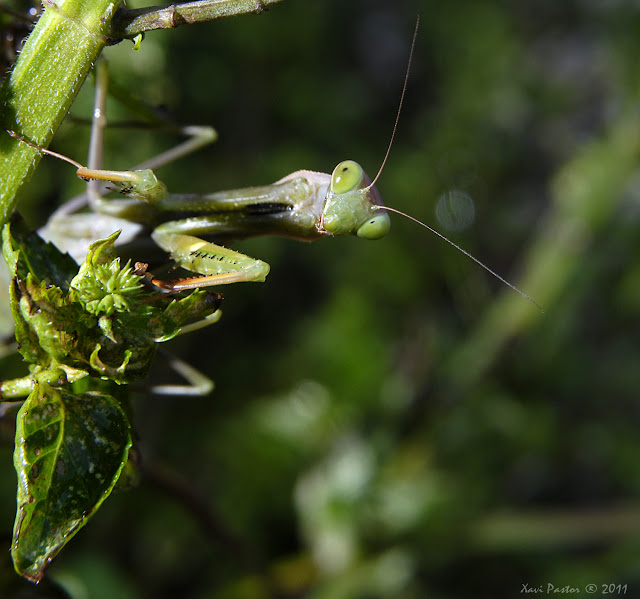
0, 0, 124, 226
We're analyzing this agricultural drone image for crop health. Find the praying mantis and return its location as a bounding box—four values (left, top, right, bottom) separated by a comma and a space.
11, 17, 539, 311
1, 10, 547, 585
35, 145, 392, 291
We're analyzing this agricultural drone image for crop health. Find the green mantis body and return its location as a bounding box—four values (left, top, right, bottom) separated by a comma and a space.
25, 132, 538, 308
46, 156, 391, 292
19, 10, 538, 308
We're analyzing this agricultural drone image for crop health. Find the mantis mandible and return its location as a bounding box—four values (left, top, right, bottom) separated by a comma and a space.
9, 17, 541, 310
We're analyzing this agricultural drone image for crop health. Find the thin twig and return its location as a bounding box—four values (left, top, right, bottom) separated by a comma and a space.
110, 0, 285, 40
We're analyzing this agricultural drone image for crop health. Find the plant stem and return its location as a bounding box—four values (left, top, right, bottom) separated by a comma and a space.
110, 0, 285, 39
0, 0, 285, 227
0, 0, 124, 227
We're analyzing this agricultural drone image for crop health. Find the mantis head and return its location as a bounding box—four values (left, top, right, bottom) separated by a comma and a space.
321, 160, 390, 240
319, 19, 419, 242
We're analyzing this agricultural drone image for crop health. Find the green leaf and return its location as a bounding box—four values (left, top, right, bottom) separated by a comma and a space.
12, 383, 132, 582
2, 220, 78, 291
13, 272, 92, 371
151, 289, 223, 343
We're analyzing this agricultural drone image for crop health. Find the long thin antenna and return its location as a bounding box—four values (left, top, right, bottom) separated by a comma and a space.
364, 18, 541, 311
380, 205, 544, 312
370, 15, 420, 188
7, 130, 84, 170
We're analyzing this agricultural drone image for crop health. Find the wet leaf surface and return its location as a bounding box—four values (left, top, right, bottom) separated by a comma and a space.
12, 383, 131, 582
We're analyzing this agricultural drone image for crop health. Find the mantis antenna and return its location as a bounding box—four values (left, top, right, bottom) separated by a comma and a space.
369, 15, 419, 188
367, 17, 543, 312
7, 130, 84, 169
7, 129, 150, 185
380, 205, 543, 312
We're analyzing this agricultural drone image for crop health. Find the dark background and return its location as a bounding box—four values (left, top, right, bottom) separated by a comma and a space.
2, 0, 640, 597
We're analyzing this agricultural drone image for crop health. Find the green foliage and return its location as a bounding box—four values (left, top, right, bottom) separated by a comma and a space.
12, 384, 131, 583
1, 221, 221, 580
0, 0, 124, 224
2, 0, 640, 597
3, 223, 220, 388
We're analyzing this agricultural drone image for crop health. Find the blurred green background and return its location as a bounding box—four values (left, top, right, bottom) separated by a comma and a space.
2, 0, 640, 597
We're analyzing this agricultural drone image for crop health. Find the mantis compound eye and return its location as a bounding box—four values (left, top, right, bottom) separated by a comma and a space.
331, 160, 364, 194
357, 211, 391, 240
